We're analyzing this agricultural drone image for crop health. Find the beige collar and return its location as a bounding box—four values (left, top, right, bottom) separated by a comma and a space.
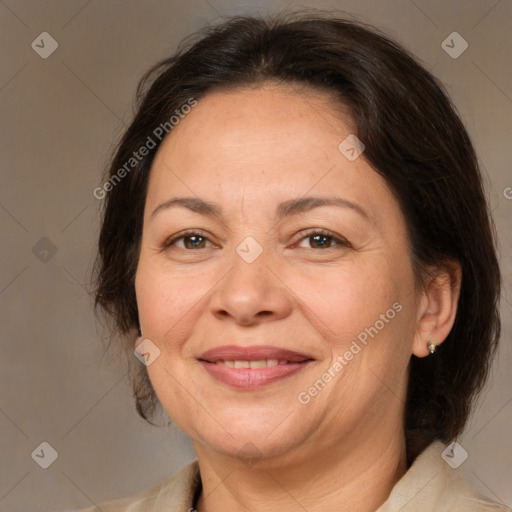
84, 441, 509, 511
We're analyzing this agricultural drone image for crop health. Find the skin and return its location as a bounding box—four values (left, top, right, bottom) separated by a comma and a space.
135, 83, 461, 512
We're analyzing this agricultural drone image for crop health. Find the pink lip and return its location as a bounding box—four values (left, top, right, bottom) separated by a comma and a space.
198, 345, 312, 363
198, 345, 314, 390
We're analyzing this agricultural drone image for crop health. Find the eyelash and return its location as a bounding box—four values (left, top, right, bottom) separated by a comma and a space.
163, 229, 350, 251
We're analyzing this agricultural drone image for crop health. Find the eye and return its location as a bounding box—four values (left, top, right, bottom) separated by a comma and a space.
294, 229, 350, 250
163, 230, 217, 250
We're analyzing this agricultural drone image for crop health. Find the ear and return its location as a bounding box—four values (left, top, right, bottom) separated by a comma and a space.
412, 261, 462, 357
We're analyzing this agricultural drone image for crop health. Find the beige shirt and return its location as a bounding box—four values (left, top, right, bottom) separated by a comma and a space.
75, 441, 510, 511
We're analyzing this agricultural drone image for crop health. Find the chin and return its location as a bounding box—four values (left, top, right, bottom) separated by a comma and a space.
190, 412, 312, 466
199, 434, 300, 468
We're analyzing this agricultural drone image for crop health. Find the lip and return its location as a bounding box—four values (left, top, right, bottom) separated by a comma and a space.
198, 345, 314, 390
198, 345, 313, 363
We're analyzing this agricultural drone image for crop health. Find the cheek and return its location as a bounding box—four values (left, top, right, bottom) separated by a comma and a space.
135, 260, 211, 341
303, 267, 412, 398
283, 260, 402, 346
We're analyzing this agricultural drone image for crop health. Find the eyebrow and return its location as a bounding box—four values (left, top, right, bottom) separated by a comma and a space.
275, 196, 368, 220
150, 197, 222, 219
150, 195, 369, 221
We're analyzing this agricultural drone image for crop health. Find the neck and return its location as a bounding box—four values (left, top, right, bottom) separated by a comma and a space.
194, 431, 407, 512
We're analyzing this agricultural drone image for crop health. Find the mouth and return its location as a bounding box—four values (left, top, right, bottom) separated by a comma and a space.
198, 345, 313, 363
197, 345, 314, 389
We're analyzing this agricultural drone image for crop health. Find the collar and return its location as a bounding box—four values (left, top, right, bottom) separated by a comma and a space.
129, 441, 508, 512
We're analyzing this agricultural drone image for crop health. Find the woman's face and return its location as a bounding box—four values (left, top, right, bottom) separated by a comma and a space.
135, 84, 422, 466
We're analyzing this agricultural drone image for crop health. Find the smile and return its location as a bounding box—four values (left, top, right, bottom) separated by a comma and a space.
197, 344, 314, 389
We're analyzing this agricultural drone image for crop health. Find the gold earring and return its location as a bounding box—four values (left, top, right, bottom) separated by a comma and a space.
427, 341, 437, 354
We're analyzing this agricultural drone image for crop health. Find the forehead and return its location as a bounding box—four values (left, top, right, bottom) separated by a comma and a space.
145, 84, 399, 224
163, 83, 350, 150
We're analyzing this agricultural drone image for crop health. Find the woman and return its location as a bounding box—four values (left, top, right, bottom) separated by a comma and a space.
83, 12, 509, 512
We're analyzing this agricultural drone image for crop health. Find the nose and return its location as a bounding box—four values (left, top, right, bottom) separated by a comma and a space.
209, 245, 293, 326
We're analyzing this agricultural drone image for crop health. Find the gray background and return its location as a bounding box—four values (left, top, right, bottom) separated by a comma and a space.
0, 1, 511, 511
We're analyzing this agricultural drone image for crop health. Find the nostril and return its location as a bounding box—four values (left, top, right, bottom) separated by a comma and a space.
256, 310, 273, 318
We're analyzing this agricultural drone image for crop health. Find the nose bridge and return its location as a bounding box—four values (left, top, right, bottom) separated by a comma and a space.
210, 236, 292, 324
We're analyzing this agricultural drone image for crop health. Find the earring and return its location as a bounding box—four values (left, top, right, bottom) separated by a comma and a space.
427, 341, 437, 354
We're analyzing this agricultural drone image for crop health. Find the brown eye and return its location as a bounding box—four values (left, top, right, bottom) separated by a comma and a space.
295, 230, 349, 250
164, 231, 215, 250
182, 235, 207, 249
308, 234, 334, 249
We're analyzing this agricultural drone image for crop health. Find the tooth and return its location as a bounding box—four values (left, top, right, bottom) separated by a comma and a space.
220, 359, 289, 368
249, 360, 266, 369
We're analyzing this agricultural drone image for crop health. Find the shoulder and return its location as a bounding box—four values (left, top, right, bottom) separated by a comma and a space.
69, 460, 201, 512
378, 441, 510, 512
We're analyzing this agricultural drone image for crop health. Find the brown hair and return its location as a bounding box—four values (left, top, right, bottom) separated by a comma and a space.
94, 12, 501, 462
